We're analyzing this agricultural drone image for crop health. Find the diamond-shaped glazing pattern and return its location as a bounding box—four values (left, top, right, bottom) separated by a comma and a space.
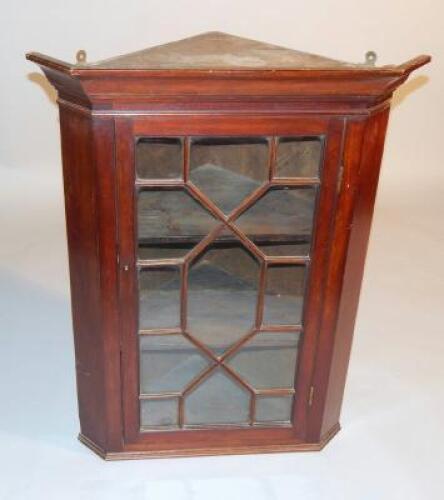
137, 135, 322, 430
138, 188, 219, 259
184, 368, 250, 425
188, 234, 259, 355
227, 332, 300, 389
189, 137, 269, 214
140, 335, 210, 394
234, 186, 316, 257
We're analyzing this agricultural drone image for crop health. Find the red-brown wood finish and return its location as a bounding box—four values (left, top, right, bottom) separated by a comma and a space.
318, 108, 391, 439
27, 37, 429, 459
59, 109, 123, 451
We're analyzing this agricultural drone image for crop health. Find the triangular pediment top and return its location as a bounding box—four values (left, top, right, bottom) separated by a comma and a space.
26, 33, 430, 109
81, 31, 364, 70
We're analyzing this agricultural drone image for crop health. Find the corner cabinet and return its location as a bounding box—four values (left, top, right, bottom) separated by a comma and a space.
27, 32, 430, 459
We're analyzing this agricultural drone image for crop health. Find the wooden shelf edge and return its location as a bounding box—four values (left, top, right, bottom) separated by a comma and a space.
78, 423, 340, 461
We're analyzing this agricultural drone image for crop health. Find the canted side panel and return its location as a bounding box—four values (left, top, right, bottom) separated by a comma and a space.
304, 108, 390, 441
59, 107, 107, 448
90, 117, 123, 451
319, 108, 390, 437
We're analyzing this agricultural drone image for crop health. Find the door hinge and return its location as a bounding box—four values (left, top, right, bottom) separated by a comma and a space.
308, 386, 315, 406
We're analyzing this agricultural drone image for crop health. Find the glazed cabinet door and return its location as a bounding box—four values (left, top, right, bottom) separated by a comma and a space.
116, 115, 344, 454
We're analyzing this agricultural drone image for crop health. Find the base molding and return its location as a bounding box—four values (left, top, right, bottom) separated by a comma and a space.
78, 423, 340, 461
78, 433, 108, 459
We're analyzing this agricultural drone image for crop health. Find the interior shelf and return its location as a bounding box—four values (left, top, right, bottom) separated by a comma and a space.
138, 164, 315, 246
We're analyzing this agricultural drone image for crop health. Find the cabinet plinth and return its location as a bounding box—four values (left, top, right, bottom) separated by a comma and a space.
27, 31, 430, 459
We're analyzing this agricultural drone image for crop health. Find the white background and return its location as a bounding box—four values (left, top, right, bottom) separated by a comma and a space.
1, 1, 443, 499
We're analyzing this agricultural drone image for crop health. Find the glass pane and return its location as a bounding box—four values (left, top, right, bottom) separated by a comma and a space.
140, 335, 210, 394
138, 189, 219, 259
135, 137, 183, 180
190, 137, 269, 213
234, 187, 316, 256
139, 267, 180, 329
184, 368, 250, 425
227, 332, 300, 389
140, 398, 178, 428
275, 137, 323, 178
263, 265, 306, 325
255, 395, 293, 423
188, 237, 259, 355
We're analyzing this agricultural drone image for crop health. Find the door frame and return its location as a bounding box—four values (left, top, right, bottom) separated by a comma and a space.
115, 113, 345, 454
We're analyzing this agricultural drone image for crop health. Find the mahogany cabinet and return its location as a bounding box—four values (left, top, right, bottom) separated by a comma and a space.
27, 32, 430, 459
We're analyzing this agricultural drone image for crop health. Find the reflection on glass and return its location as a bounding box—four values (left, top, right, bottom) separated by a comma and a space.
276, 137, 323, 178
184, 368, 250, 425
188, 237, 259, 355
234, 187, 316, 256
190, 137, 269, 213
139, 267, 180, 329
135, 137, 183, 180
255, 395, 293, 423
138, 189, 218, 259
140, 398, 178, 428
227, 332, 300, 389
140, 335, 210, 394
263, 265, 306, 325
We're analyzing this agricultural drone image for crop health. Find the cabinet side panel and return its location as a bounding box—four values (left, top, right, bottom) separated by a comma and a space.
91, 117, 123, 451
319, 107, 390, 437
59, 107, 107, 448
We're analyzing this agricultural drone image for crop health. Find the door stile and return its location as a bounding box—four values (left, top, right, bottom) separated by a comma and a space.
292, 118, 346, 440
